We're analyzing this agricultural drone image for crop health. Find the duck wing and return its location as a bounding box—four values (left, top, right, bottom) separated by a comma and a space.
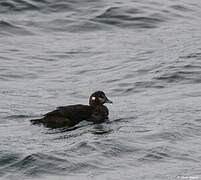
31, 105, 94, 128
44, 104, 94, 122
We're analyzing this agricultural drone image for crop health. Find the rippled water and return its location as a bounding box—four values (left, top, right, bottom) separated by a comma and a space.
1, 0, 201, 179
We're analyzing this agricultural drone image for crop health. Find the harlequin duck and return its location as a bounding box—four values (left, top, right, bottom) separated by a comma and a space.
30, 91, 112, 128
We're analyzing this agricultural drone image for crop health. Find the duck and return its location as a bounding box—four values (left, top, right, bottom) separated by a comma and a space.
30, 91, 112, 128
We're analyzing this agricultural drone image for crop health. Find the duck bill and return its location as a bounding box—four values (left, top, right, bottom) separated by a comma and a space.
105, 97, 113, 104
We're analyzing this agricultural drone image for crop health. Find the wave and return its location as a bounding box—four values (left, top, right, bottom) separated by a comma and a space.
0, 20, 32, 35
0, 0, 198, 34
155, 53, 201, 85
0, 0, 42, 13
93, 6, 166, 29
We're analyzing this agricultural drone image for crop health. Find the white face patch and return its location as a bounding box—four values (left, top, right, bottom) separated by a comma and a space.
98, 97, 105, 103
92, 96, 96, 100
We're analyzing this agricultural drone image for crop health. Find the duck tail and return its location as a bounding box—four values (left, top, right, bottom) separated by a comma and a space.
30, 118, 43, 125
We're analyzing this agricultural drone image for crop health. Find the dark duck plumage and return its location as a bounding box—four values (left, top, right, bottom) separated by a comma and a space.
30, 91, 112, 128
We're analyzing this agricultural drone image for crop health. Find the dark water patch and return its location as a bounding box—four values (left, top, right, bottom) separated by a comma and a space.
106, 117, 132, 125
74, 65, 118, 76
91, 124, 113, 135
102, 78, 122, 84
67, 20, 112, 33
51, 128, 91, 140
44, 126, 81, 134
49, 121, 115, 140
155, 72, 186, 82
170, 4, 192, 12
0, 73, 37, 81
140, 150, 170, 162
68, 141, 98, 155
0, 20, 32, 35
32, 56, 56, 62
97, 142, 138, 159
142, 121, 201, 144
112, 80, 165, 96
0, 151, 22, 177
139, 146, 198, 164
0, 0, 43, 13
42, 121, 95, 135
50, 49, 93, 59
155, 71, 201, 84
154, 58, 201, 85
0, 151, 21, 167
134, 81, 164, 89
44, 2, 74, 13
6, 153, 69, 176
3, 152, 107, 177
93, 6, 167, 29
183, 64, 201, 69
181, 52, 201, 60
181, 122, 201, 137
32, 19, 75, 33
0, 1, 16, 12
41, 0, 103, 14
34, 20, 110, 33
142, 131, 184, 142
6, 114, 34, 120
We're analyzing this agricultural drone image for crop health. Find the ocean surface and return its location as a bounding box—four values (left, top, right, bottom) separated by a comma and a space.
1, 0, 201, 179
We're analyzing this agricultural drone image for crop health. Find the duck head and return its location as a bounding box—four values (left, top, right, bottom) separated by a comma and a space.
89, 91, 112, 107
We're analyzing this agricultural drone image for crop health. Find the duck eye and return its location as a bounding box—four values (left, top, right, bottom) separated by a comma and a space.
92, 96, 96, 100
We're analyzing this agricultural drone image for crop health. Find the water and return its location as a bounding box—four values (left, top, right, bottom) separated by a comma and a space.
1, 0, 201, 179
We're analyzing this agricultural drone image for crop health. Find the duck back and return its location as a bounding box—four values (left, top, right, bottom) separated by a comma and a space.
31, 104, 94, 128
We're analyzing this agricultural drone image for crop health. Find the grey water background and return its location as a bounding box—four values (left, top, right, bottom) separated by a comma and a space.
1, 0, 201, 179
